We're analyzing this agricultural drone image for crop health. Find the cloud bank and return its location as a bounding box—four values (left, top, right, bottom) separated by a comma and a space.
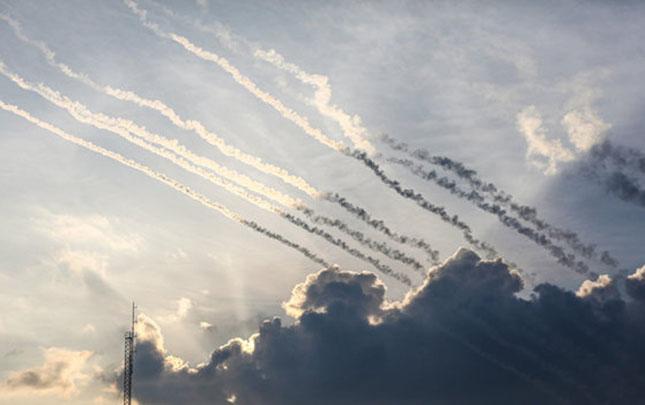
122, 249, 645, 404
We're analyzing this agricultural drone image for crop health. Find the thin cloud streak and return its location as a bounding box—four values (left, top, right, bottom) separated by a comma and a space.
0, 99, 330, 267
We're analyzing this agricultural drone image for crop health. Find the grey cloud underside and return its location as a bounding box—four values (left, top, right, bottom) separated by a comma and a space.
125, 249, 645, 405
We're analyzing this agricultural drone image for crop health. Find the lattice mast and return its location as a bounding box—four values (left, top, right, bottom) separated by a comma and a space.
123, 302, 136, 405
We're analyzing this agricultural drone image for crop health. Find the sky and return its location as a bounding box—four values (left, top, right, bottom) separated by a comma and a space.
0, 1, 644, 404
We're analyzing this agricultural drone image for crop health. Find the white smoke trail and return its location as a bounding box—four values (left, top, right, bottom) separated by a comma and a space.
0, 99, 330, 267
0, 14, 321, 198
122, 1, 488, 260
1, 67, 414, 282
0, 61, 301, 210
0, 19, 445, 268
123, 0, 346, 153
0, 62, 427, 277
254, 48, 375, 155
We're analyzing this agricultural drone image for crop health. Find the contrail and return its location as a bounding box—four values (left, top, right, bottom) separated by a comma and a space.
124, 0, 345, 152
0, 61, 302, 209
254, 48, 376, 154
124, 1, 491, 260
349, 149, 499, 260
280, 214, 412, 285
0, 13, 320, 198
0, 99, 329, 268
388, 157, 590, 274
318, 193, 441, 264
380, 135, 619, 269
297, 207, 428, 273
0, 16, 441, 265
0, 64, 418, 281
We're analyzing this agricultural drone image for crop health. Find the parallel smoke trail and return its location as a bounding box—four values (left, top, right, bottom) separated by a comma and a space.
0, 65, 418, 280
297, 207, 428, 273
349, 150, 499, 259
254, 48, 375, 154
125, 1, 490, 260
318, 193, 441, 264
0, 100, 329, 268
124, 0, 345, 152
0, 61, 301, 209
1, 16, 440, 266
381, 135, 619, 269
281, 214, 412, 285
388, 157, 589, 274
0, 14, 320, 198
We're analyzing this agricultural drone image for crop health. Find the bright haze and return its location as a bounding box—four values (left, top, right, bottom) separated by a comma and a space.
0, 1, 644, 404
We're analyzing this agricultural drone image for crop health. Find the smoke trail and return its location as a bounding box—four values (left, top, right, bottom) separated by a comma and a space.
124, 1, 489, 262
0, 64, 423, 279
0, 17, 443, 268
580, 141, 645, 208
280, 213, 412, 285
388, 157, 590, 274
0, 99, 329, 268
1, 98, 414, 283
580, 166, 645, 209
317, 193, 441, 264
0, 61, 303, 209
124, 0, 346, 153
588, 140, 645, 176
348, 149, 498, 259
296, 207, 427, 273
0, 14, 321, 198
380, 135, 619, 268
254, 48, 375, 154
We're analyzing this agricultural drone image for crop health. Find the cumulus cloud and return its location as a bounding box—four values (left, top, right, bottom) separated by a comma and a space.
1, 347, 93, 399
117, 249, 645, 404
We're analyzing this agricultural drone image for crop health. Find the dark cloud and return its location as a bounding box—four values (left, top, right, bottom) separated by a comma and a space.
124, 249, 645, 405
580, 141, 645, 208
2, 348, 93, 397
381, 134, 619, 270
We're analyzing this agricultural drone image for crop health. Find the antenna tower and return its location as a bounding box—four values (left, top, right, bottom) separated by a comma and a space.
123, 302, 136, 405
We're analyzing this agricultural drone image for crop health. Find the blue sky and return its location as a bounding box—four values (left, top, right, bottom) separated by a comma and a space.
0, 1, 644, 403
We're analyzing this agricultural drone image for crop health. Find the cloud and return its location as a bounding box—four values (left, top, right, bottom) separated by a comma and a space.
1, 347, 93, 399
626, 265, 645, 301
34, 211, 143, 253
562, 108, 610, 152
199, 321, 215, 332
159, 297, 194, 323
117, 248, 645, 404
516, 106, 575, 174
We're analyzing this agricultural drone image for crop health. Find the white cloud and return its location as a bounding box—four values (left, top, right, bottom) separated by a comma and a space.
159, 297, 193, 323
562, 108, 610, 152
196, 0, 208, 11
516, 106, 576, 174
55, 249, 108, 276
628, 265, 645, 281
0, 347, 93, 399
576, 274, 612, 298
35, 211, 143, 253
199, 321, 214, 331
